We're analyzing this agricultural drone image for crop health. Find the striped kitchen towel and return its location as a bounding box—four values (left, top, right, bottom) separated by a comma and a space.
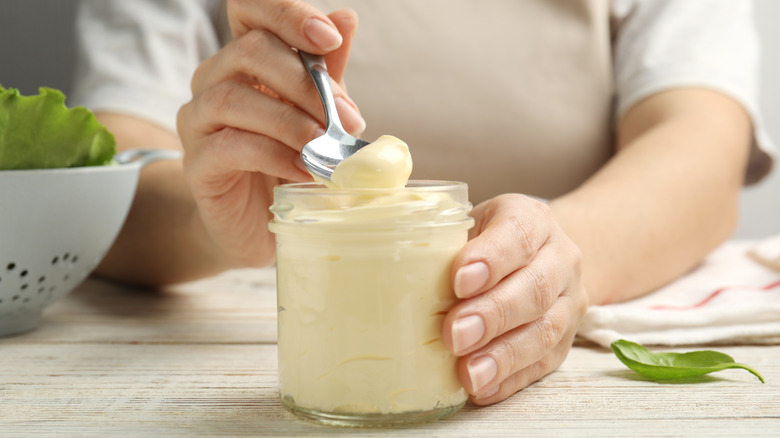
578, 234, 780, 347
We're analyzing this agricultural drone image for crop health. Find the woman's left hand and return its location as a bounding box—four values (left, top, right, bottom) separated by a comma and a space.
442, 194, 588, 404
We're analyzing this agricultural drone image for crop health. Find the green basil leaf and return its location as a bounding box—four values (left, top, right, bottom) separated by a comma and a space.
610, 339, 765, 383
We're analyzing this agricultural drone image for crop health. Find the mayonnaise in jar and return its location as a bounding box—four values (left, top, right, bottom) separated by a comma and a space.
269, 136, 473, 427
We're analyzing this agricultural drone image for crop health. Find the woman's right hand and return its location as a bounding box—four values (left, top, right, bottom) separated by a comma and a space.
176, 1, 364, 268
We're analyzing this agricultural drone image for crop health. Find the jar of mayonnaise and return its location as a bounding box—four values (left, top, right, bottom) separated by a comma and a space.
269, 181, 474, 427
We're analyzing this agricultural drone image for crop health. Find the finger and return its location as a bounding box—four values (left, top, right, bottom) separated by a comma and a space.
180, 123, 311, 184
227, 0, 343, 52
470, 334, 574, 405
443, 241, 578, 356
325, 9, 358, 86
455, 292, 580, 397
452, 194, 553, 299
190, 31, 365, 135
190, 80, 324, 153
190, 30, 307, 100
190, 127, 311, 183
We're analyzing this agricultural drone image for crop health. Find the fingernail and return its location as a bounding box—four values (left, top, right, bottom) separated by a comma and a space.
475, 384, 500, 400
303, 18, 342, 51
451, 314, 485, 354
336, 97, 366, 135
468, 355, 498, 393
454, 262, 489, 298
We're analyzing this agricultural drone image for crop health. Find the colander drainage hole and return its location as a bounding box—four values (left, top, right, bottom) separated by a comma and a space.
20, 269, 28, 278
52, 253, 79, 266
6, 262, 15, 271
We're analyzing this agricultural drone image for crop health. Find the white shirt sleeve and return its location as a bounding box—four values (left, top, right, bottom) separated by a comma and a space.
612, 0, 775, 183
70, 0, 224, 134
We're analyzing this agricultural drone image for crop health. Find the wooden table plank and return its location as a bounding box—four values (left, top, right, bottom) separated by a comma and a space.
2, 343, 777, 437
1, 270, 778, 437
10, 269, 279, 345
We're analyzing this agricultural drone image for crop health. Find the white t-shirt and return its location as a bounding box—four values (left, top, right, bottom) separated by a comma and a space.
71, 0, 775, 203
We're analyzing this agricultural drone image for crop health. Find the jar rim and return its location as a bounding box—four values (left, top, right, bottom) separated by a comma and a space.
270, 180, 472, 230
274, 180, 468, 194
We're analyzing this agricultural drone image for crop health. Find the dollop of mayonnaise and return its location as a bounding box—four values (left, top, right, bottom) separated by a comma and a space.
329, 135, 412, 189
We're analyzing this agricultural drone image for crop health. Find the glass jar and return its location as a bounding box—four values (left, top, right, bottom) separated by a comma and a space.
268, 181, 474, 427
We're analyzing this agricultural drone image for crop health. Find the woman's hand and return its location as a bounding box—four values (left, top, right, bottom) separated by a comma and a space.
176, 1, 364, 267
443, 194, 588, 404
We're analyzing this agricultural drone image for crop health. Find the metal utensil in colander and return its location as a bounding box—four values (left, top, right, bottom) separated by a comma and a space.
0, 149, 180, 337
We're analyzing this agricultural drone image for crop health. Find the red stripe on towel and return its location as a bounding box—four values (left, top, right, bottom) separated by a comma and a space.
651, 279, 780, 310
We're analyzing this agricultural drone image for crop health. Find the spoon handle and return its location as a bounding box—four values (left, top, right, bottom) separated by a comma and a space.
299, 51, 342, 132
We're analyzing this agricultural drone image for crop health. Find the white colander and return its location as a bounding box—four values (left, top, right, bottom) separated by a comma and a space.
0, 149, 180, 337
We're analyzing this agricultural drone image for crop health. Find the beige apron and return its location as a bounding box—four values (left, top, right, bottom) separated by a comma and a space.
221, 0, 615, 204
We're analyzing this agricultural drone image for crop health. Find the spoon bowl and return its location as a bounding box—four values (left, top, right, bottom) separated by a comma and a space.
299, 51, 369, 182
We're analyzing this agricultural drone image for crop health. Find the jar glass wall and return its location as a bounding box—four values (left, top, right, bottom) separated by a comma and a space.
269, 181, 474, 427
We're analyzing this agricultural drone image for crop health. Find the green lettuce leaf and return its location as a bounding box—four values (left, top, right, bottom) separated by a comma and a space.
0, 85, 116, 170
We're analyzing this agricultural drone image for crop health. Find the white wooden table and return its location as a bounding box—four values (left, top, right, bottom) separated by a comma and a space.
1, 268, 778, 437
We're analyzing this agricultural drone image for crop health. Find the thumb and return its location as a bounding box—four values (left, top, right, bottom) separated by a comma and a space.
324, 9, 358, 87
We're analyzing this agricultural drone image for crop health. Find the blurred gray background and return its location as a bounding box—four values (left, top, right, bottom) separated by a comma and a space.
1, 0, 777, 239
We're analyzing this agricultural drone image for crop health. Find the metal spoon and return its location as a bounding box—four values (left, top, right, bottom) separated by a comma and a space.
298, 50, 369, 182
